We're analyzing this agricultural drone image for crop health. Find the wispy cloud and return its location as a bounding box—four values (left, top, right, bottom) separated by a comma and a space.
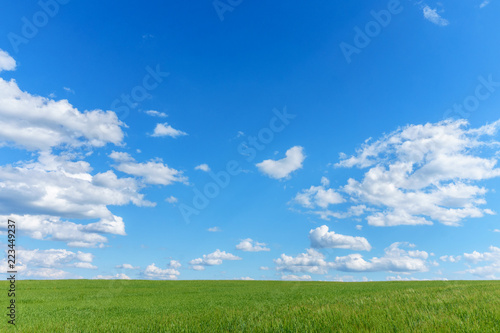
480, 0, 490, 8
422, 5, 449, 26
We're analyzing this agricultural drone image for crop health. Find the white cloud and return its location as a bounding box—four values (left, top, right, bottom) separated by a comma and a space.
165, 196, 178, 204
195, 164, 211, 172
439, 255, 461, 263
294, 178, 344, 209
116, 264, 140, 270
0, 214, 123, 248
281, 274, 312, 281
0, 77, 124, 151
189, 249, 242, 269
386, 275, 448, 281
108, 151, 135, 162
480, 0, 490, 8
169, 260, 182, 269
144, 263, 180, 280
0, 50, 16, 72
274, 248, 332, 274
462, 247, 500, 278
72, 262, 98, 269
191, 265, 205, 271
256, 146, 305, 179
260, 266, 270, 271
356, 225, 363, 230
151, 123, 187, 138
494, 229, 500, 233
110, 152, 187, 186
308, 205, 368, 221
63, 87, 75, 94
275, 243, 429, 275
422, 5, 449, 26
336, 119, 500, 227
236, 239, 270, 252
309, 225, 372, 251
408, 250, 429, 260
144, 110, 167, 117
0, 152, 152, 247
234, 277, 254, 280
208, 227, 221, 232
464, 246, 500, 264
94, 273, 131, 280
23, 268, 78, 279
15, 248, 97, 275
332, 243, 429, 273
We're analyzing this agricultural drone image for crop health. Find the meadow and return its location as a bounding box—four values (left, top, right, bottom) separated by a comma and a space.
1, 279, 499, 332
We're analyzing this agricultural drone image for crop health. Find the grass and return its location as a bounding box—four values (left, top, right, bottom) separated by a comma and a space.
1, 280, 499, 332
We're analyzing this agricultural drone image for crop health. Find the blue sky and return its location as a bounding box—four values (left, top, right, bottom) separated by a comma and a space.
0, 0, 500, 281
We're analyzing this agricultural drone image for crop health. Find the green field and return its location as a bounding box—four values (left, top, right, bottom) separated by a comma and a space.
1, 280, 499, 332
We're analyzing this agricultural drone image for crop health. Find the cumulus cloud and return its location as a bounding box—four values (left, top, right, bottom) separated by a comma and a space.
331, 243, 429, 273
274, 248, 332, 274
0, 153, 152, 217
281, 274, 312, 281
93, 273, 131, 280
386, 275, 448, 281
294, 177, 344, 209
208, 227, 221, 232
256, 146, 305, 179
151, 123, 187, 138
191, 265, 205, 271
195, 164, 211, 172
464, 246, 500, 264
0, 214, 126, 248
23, 268, 79, 279
0, 50, 16, 72
0, 76, 124, 151
422, 5, 449, 26
116, 264, 140, 270
275, 243, 429, 275
459, 247, 500, 278
309, 225, 372, 251
144, 263, 180, 280
439, 255, 461, 263
235, 277, 254, 280
189, 249, 242, 270
0, 151, 159, 248
12, 248, 97, 276
335, 119, 500, 227
165, 196, 178, 204
110, 152, 187, 186
236, 239, 270, 252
